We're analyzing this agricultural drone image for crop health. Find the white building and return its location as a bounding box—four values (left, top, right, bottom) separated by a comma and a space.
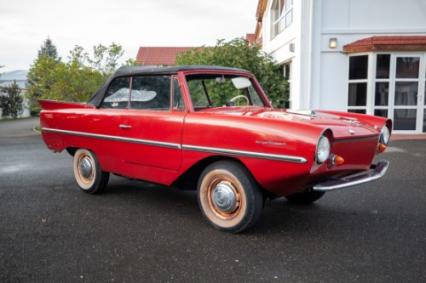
255, 0, 426, 133
0, 70, 31, 119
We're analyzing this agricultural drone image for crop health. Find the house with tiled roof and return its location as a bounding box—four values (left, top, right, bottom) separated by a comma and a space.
255, 0, 426, 134
135, 33, 257, 66
136, 47, 195, 66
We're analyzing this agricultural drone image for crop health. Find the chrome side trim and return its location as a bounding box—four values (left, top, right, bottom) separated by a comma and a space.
41, 127, 181, 149
313, 160, 390, 192
181, 144, 307, 163
42, 127, 308, 164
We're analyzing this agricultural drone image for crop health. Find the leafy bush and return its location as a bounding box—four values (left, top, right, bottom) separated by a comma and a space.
0, 81, 23, 119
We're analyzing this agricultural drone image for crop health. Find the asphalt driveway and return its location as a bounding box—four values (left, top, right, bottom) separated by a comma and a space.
0, 118, 425, 282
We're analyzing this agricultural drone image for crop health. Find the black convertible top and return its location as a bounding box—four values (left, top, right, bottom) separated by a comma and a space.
114, 65, 248, 76
88, 65, 249, 106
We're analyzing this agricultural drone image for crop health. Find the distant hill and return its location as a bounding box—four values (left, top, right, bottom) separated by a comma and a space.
0, 70, 28, 89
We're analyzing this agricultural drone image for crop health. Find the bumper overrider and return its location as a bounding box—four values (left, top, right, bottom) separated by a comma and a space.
313, 160, 390, 192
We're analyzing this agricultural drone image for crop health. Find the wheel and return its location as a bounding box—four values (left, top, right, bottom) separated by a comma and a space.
197, 161, 263, 233
285, 190, 325, 205
73, 148, 109, 194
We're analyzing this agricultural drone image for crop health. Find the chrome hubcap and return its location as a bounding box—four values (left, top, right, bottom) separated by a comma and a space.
79, 157, 93, 179
211, 181, 237, 213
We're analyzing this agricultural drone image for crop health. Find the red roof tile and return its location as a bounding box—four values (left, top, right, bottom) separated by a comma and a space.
136, 47, 196, 65
246, 33, 256, 45
343, 36, 426, 53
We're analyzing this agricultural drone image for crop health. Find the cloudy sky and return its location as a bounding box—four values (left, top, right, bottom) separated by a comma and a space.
0, 0, 258, 72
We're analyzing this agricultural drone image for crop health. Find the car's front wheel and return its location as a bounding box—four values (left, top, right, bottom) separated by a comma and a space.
73, 148, 109, 194
197, 161, 263, 233
285, 190, 325, 205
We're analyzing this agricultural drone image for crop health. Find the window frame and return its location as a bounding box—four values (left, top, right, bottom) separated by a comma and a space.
184, 74, 267, 111
270, 0, 293, 39
347, 54, 370, 114
346, 52, 426, 133
171, 75, 186, 112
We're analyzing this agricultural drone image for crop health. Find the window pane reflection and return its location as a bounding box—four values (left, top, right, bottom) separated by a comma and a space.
394, 82, 418, 106
375, 82, 389, 106
394, 109, 417, 130
349, 56, 368, 80
348, 83, 367, 106
374, 109, 388, 118
423, 110, 426, 132
396, 57, 419, 78
424, 110, 426, 132
348, 109, 366, 114
376, 54, 390, 79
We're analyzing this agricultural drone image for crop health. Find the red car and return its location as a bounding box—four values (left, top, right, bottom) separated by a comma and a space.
40, 65, 391, 233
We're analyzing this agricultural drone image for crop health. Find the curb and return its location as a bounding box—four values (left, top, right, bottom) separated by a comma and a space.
391, 134, 426, 141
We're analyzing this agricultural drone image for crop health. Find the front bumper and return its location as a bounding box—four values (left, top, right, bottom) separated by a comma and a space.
312, 160, 390, 192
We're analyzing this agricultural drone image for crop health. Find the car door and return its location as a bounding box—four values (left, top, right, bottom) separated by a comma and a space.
118, 75, 185, 175
84, 76, 131, 174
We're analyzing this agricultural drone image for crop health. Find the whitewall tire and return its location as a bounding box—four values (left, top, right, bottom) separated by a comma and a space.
197, 161, 263, 233
73, 149, 109, 194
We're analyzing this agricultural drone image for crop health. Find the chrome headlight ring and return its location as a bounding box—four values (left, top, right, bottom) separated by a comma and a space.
316, 135, 331, 164
379, 126, 390, 145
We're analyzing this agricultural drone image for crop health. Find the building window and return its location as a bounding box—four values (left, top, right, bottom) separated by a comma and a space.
347, 55, 368, 114
374, 54, 390, 118
423, 67, 426, 133
393, 56, 421, 131
271, 0, 293, 39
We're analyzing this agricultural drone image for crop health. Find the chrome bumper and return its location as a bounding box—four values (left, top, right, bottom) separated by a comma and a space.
313, 160, 390, 192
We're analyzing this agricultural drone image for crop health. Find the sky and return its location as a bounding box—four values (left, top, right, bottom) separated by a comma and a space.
0, 0, 258, 72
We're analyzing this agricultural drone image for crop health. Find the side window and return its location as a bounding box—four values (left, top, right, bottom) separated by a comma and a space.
130, 76, 171, 110
101, 77, 130, 108
187, 80, 210, 107
172, 77, 184, 110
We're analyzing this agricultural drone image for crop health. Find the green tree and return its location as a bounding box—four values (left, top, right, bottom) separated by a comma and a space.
176, 38, 288, 107
27, 41, 130, 109
0, 81, 23, 119
38, 37, 59, 60
28, 38, 60, 112
27, 55, 60, 112
69, 43, 125, 75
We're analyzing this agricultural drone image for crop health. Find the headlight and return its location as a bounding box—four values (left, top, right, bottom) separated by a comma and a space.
316, 135, 331, 164
380, 126, 390, 145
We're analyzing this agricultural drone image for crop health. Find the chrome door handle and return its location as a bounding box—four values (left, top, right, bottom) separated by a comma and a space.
119, 124, 132, 129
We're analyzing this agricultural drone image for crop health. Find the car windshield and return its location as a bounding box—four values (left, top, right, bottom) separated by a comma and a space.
186, 74, 265, 110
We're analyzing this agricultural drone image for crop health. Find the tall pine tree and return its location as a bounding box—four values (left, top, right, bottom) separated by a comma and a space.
28, 38, 60, 112
37, 38, 59, 60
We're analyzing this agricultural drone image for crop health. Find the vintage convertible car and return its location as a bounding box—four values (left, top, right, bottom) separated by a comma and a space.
40, 65, 391, 233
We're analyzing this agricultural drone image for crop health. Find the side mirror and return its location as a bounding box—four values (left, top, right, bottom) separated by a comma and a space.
231, 77, 252, 89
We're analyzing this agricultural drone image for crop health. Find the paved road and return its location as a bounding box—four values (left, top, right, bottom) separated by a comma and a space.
1, 118, 425, 282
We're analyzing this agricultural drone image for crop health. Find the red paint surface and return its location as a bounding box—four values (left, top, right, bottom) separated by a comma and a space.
39, 69, 390, 196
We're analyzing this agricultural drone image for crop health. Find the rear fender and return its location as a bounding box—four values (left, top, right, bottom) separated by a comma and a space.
39, 99, 95, 111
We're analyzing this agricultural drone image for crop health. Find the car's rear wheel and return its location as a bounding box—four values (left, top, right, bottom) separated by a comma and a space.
73, 149, 109, 194
197, 161, 263, 233
285, 190, 325, 205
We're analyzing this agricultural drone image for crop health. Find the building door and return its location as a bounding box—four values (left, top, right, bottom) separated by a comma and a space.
372, 53, 426, 133
390, 54, 424, 133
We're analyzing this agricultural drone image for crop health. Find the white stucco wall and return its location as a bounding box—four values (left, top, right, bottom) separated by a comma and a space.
314, 0, 426, 111
262, 0, 426, 111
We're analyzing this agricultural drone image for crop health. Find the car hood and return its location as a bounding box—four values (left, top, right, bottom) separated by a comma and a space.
198, 107, 380, 139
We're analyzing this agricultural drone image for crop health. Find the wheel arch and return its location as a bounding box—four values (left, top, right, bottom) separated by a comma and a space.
172, 155, 262, 192
66, 147, 78, 156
